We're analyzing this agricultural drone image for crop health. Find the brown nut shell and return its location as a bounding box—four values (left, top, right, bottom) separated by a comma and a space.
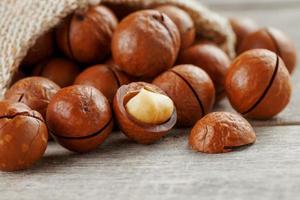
189, 112, 256, 154
225, 49, 292, 119
178, 43, 230, 99
156, 5, 195, 49
0, 101, 48, 171
22, 31, 54, 67
46, 85, 113, 153
229, 17, 258, 51
56, 5, 118, 64
153, 64, 215, 127
238, 28, 297, 73
33, 58, 80, 88
74, 64, 130, 103
5, 77, 60, 118
113, 82, 177, 144
112, 10, 181, 78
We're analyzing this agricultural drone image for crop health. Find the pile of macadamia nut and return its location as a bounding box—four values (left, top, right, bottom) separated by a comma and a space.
0, 4, 297, 171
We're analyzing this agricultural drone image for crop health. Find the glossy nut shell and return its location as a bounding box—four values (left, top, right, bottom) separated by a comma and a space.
33, 58, 80, 88
0, 101, 48, 171
56, 5, 118, 64
112, 10, 181, 78
238, 28, 297, 73
153, 64, 215, 127
46, 85, 113, 153
229, 17, 258, 51
5, 77, 60, 118
178, 43, 230, 100
156, 5, 195, 49
189, 112, 256, 154
113, 82, 177, 144
225, 49, 292, 119
74, 64, 130, 103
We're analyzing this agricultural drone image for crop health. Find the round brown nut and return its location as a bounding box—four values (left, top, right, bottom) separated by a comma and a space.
0, 101, 48, 171
238, 27, 297, 73
153, 64, 215, 127
46, 85, 113, 153
225, 49, 292, 119
5, 77, 60, 118
74, 64, 130, 103
22, 31, 54, 67
33, 58, 80, 88
112, 10, 181, 78
113, 82, 177, 144
229, 17, 259, 51
56, 5, 118, 64
156, 5, 195, 49
189, 112, 256, 154
178, 43, 230, 100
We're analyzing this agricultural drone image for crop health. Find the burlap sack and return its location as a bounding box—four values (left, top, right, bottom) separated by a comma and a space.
0, 0, 235, 97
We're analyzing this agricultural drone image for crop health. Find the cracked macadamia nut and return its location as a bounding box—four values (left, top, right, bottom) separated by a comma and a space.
229, 17, 259, 51
153, 64, 215, 127
112, 10, 181, 78
178, 43, 230, 100
46, 85, 113, 153
5, 77, 60, 118
56, 5, 118, 64
113, 82, 177, 144
225, 49, 292, 119
189, 112, 256, 154
156, 5, 195, 49
74, 64, 130, 103
22, 31, 54, 67
33, 58, 80, 88
238, 27, 297, 73
0, 101, 48, 171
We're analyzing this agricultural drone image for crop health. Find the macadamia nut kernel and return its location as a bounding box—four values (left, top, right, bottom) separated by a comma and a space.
126, 88, 174, 124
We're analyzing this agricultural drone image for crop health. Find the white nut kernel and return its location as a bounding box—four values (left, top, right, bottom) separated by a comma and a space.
126, 88, 174, 124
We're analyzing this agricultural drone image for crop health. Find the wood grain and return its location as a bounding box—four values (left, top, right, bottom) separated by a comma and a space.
1, 1, 300, 200
1, 127, 300, 200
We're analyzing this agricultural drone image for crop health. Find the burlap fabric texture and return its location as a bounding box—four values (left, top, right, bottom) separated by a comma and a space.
0, 0, 235, 97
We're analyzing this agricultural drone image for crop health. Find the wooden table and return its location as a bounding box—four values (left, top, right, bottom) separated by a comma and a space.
1, 0, 300, 199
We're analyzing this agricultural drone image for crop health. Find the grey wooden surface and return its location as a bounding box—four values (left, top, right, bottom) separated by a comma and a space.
1, 0, 300, 200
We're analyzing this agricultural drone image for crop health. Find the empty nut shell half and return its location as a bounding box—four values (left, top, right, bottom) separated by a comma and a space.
113, 82, 177, 144
225, 49, 292, 119
0, 101, 48, 171
153, 64, 215, 127
46, 85, 113, 153
189, 112, 256, 154
238, 27, 297, 73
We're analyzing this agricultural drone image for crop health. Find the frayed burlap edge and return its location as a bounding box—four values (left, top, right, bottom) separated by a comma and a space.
0, 0, 235, 98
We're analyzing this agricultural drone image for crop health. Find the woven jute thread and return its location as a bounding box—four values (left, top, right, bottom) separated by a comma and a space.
0, 0, 235, 97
